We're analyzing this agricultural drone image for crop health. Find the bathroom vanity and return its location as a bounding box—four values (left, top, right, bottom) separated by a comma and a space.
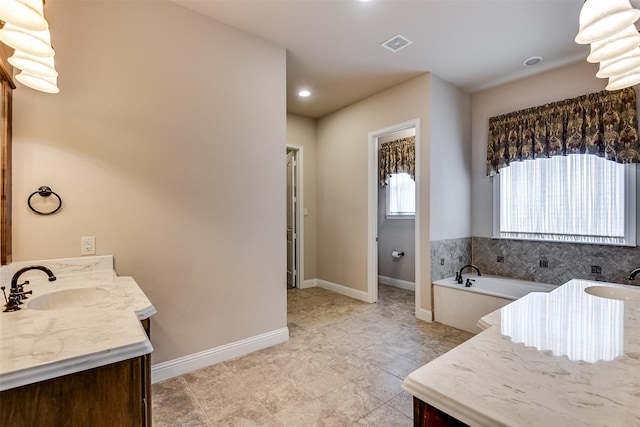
0, 256, 156, 427
404, 279, 640, 426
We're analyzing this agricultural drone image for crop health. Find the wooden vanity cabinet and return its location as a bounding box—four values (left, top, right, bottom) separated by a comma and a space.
414, 397, 469, 427
0, 319, 152, 427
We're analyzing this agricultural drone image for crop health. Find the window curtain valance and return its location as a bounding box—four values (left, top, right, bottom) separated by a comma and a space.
379, 136, 415, 186
486, 87, 640, 176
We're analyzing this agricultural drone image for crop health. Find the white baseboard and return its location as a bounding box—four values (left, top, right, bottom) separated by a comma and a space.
316, 279, 370, 303
151, 327, 289, 384
300, 279, 317, 289
378, 275, 415, 291
416, 307, 433, 322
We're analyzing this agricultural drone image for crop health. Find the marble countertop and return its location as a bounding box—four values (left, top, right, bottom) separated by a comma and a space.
0, 256, 156, 391
403, 279, 640, 426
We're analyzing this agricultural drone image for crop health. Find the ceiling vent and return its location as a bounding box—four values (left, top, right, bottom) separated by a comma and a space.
380, 34, 413, 53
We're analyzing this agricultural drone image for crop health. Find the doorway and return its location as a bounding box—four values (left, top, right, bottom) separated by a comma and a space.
367, 119, 420, 316
377, 128, 416, 294
286, 146, 304, 289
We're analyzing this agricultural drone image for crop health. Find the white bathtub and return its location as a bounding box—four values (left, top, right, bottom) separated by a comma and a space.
433, 275, 556, 333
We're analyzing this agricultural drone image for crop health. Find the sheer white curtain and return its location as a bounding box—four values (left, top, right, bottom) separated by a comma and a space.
388, 173, 415, 215
499, 155, 626, 244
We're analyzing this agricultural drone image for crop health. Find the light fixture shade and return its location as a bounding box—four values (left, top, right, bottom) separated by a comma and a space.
0, 23, 54, 57
597, 48, 640, 78
575, 0, 640, 44
15, 71, 59, 94
587, 24, 640, 63
0, 0, 48, 31
8, 50, 58, 77
606, 69, 640, 90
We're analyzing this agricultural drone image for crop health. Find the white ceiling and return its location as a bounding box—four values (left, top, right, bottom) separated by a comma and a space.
171, 0, 589, 118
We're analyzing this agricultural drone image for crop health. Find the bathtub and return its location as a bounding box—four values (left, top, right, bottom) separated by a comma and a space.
433, 275, 556, 333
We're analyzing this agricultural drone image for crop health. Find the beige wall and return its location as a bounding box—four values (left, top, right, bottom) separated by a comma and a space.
12, 1, 287, 364
316, 74, 431, 310
471, 61, 614, 237
286, 114, 317, 280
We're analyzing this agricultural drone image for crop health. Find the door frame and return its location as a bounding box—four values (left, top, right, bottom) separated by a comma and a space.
367, 119, 420, 314
286, 144, 304, 289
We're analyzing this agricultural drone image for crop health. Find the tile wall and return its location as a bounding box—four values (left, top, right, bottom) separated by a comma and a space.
472, 237, 640, 286
429, 238, 472, 282
430, 237, 640, 286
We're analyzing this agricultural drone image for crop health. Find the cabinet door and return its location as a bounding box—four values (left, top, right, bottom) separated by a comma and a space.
141, 318, 152, 427
0, 358, 144, 427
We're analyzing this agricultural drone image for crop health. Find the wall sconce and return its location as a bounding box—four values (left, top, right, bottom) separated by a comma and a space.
0, 0, 58, 94
576, 0, 640, 90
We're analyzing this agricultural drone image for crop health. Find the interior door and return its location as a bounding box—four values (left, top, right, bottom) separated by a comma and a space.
286, 150, 297, 289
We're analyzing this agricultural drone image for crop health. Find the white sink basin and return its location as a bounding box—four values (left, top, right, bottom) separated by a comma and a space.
584, 285, 640, 302
28, 287, 109, 310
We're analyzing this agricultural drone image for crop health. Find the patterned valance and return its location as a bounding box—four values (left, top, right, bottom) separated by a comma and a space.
486, 88, 640, 176
379, 136, 415, 186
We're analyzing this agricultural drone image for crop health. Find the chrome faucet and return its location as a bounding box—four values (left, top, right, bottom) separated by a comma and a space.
2, 266, 56, 312
456, 264, 482, 284
628, 267, 640, 281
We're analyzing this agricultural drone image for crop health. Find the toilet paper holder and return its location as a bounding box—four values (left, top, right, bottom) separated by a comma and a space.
391, 251, 405, 259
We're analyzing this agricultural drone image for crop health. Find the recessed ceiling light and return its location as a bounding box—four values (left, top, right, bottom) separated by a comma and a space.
522, 56, 543, 67
298, 90, 311, 97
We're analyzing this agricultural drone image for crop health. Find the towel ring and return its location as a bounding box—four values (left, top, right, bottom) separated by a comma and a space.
28, 186, 62, 215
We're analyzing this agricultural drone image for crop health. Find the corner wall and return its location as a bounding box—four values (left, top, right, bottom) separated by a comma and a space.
12, 1, 287, 365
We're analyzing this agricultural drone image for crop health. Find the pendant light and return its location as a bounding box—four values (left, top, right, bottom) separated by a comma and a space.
576, 0, 640, 44
587, 24, 640, 63
606, 68, 640, 90
0, 0, 59, 94
0, 0, 47, 31
596, 48, 640, 78
8, 50, 57, 77
0, 23, 54, 57
15, 71, 59, 93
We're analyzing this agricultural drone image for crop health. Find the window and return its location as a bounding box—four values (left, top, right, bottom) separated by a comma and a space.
494, 155, 636, 246
386, 172, 415, 218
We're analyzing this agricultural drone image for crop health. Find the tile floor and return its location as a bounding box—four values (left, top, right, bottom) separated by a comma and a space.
152, 285, 473, 426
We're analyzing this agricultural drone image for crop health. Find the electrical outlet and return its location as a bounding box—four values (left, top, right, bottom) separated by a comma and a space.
81, 236, 95, 255
539, 259, 549, 268
591, 265, 602, 274
497, 255, 505, 263
440, 258, 445, 266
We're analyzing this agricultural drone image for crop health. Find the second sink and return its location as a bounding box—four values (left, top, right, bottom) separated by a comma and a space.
28, 287, 109, 311
585, 285, 640, 303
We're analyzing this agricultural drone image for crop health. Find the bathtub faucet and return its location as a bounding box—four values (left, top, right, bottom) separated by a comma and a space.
456, 264, 482, 284
629, 267, 640, 281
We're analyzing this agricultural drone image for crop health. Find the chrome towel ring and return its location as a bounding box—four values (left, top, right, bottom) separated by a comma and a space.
28, 186, 62, 215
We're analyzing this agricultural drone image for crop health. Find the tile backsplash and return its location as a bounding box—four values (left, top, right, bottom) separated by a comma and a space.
430, 237, 640, 286
430, 238, 472, 282
472, 237, 640, 286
